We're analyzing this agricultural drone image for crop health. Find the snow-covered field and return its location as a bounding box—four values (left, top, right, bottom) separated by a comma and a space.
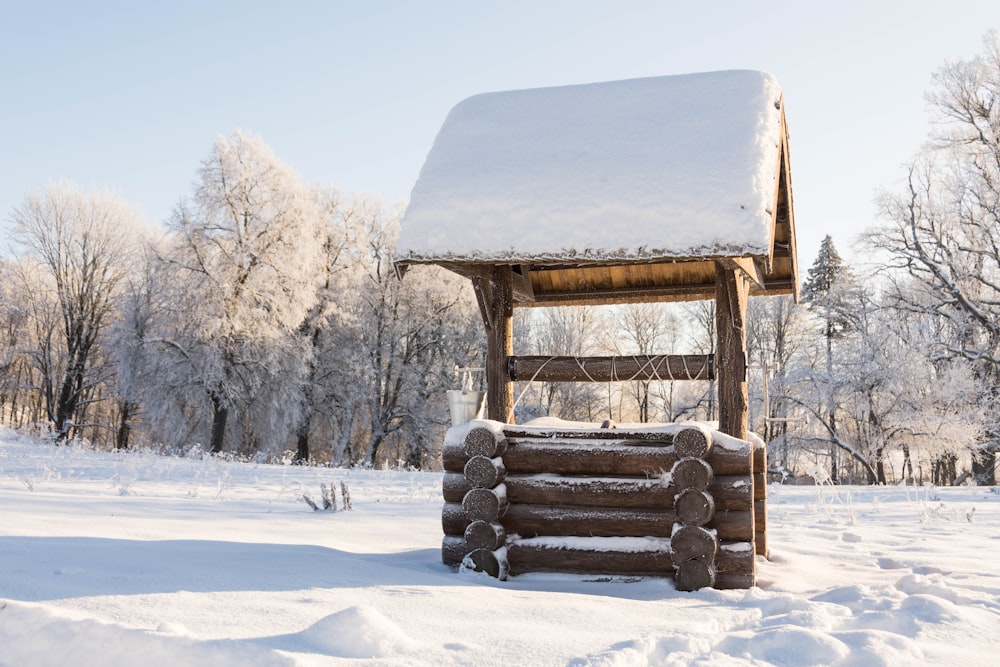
2, 431, 999, 666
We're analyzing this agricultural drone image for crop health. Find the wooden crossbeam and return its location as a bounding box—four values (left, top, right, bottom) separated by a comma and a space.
508, 355, 714, 383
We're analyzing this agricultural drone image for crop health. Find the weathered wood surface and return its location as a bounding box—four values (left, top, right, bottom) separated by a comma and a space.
752, 440, 768, 558
674, 488, 715, 526
752, 441, 766, 473
499, 440, 752, 477
441, 502, 467, 536
442, 442, 470, 473
503, 504, 676, 538
674, 559, 716, 591
670, 525, 718, 566
705, 510, 754, 542
503, 442, 674, 477
508, 355, 714, 382
475, 266, 514, 422
442, 535, 468, 566
446, 504, 751, 540
671, 457, 714, 491
715, 541, 755, 575
673, 427, 712, 458
507, 540, 673, 577
464, 426, 507, 458
464, 455, 506, 488
502, 428, 675, 443
443, 472, 752, 509
500, 474, 671, 509
714, 573, 755, 590
716, 261, 750, 440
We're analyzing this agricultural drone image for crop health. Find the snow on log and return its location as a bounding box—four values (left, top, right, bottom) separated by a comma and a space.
449, 473, 752, 509
502, 504, 675, 538
502, 441, 673, 477
464, 426, 508, 458
464, 455, 507, 488
502, 475, 670, 509
674, 488, 716, 526
752, 441, 768, 557
506, 540, 673, 577
465, 547, 509, 580
673, 427, 712, 458
712, 475, 753, 511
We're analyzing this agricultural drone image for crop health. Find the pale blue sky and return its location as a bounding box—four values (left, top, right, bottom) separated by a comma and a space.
2, 1, 997, 264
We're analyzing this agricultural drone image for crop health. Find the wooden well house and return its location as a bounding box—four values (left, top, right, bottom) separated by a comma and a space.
395, 70, 799, 590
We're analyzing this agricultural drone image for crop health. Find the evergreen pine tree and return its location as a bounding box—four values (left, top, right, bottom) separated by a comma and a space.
801, 235, 858, 482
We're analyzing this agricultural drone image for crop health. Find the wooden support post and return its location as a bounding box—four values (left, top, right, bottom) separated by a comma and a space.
715, 261, 750, 440
482, 266, 514, 423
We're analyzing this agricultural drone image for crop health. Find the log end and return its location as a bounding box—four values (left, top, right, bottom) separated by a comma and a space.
674, 488, 716, 527
674, 427, 712, 458
464, 426, 506, 458
671, 457, 714, 491
674, 559, 716, 591
464, 547, 510, 580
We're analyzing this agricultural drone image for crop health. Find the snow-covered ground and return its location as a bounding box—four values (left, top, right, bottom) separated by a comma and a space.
2, 431, 999, 666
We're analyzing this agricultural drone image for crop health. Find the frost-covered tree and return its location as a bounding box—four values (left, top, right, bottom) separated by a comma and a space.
0, 258, 42, 428
609, 303, 681, 422
801, 235, 860, 481
516, 306, 606, 422
8, 183, 146, 442
150, 131, 326, 454
869, 32, 1000, 483
350, 197, 482, 467
747, 295, 807, 473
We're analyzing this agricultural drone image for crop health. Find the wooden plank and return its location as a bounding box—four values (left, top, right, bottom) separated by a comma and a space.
507, 540, 673, 577
443, 471, 753, 510
506, 538, 753, 580
502, 504, 676, 538
508, 355, 714, 382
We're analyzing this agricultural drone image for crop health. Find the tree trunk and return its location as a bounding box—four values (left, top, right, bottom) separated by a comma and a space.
295, 428, 309, 464
115, 401, 134, 450
972, 448, 996, 486
209, 393, 229, 454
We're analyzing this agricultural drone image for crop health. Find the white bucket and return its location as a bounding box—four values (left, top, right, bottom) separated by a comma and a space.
447, 390, 486, 426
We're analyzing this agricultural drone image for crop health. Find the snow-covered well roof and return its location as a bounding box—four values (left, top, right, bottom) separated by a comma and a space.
396, 70, 798, 305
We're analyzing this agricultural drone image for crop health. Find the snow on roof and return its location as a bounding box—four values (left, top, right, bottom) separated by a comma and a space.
396, 70, 786, 265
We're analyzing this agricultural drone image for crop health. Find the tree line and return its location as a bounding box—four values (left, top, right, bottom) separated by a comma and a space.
1, 34, 998, 482
0, 132, 484, 467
